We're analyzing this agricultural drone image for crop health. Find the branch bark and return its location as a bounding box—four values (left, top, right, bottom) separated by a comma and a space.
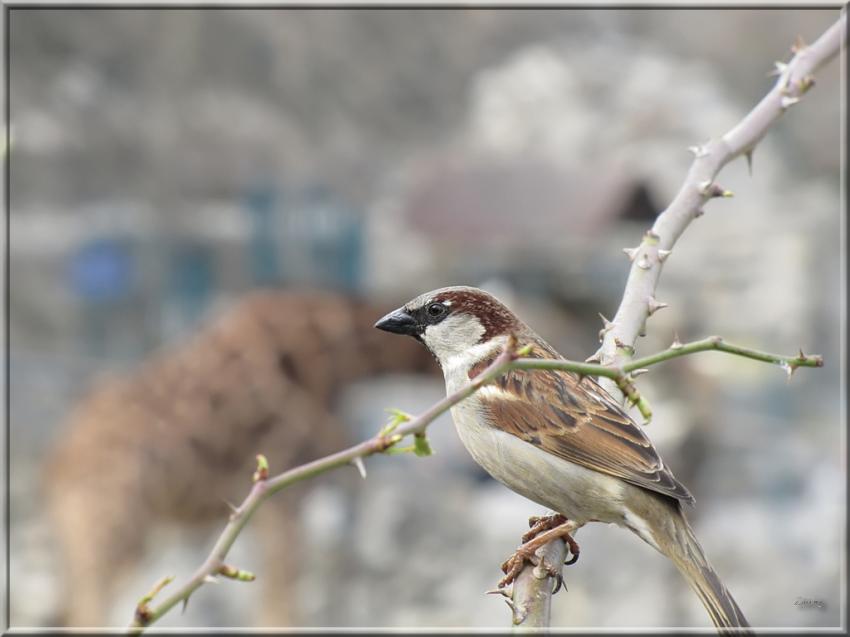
510, 14, 844, 628
502, 525, 571, 627
595, 14, 845, 395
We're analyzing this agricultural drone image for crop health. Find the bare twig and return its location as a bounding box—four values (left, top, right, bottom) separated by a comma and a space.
127, 335, 820, 631
595, 15, 845, 395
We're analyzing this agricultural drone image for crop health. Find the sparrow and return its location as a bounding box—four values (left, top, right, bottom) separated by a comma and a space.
375, 285, 750, 631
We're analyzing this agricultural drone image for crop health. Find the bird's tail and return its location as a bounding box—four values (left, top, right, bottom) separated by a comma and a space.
662, 509, 752, 633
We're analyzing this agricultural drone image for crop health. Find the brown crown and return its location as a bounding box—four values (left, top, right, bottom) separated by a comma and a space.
428, 287, 523, 342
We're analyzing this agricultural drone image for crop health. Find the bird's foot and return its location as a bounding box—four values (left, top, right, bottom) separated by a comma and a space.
498, 542, 539, 589
523, 513, 568, 543
497, 516, 581, 590
524, 513, 580, 565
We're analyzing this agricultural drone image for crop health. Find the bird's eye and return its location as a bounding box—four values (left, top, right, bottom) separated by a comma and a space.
426, 302, 447, 319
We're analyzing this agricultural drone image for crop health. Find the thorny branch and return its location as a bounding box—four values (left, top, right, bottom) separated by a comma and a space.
510, 14, 844, 628
128, 336, 820, 631
128, 15, 841, 633
595, 15, 845, 389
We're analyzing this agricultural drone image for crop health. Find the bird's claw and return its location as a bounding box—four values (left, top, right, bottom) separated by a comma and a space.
551, 571, 565, 595
564, 533, 580, 565
498, 514, 581, 590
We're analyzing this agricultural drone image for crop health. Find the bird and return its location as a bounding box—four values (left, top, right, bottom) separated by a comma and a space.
374, 285, 750, 632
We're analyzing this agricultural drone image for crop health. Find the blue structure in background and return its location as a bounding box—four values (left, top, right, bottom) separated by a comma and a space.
244, 179, 282, 286
69, 236, 137, 357
69, 237, 135, 303
299, 185, 364, 293
169, 242, 215, 327
241, 179, 364, 292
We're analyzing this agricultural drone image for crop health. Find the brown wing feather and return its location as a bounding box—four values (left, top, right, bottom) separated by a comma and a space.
475, 340, 694, 505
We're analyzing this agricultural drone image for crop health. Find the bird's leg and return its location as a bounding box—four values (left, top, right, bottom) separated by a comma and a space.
498, 517, 581, 589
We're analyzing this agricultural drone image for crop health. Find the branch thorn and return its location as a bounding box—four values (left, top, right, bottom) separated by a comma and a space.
597, 313, 614, 341
687, 144, 709, 158
670, 333, 683, 350
351, 456, 367, 480
745, 149, 754, 176
768, 60, 789, 78
223, 500, 240, 519
780, 95, 800, 109
203, 574, 220, 584
622, 246, 639, 261
631, 368, 650, 378
657, 248, 672, 263
647, 297, 669, 315
584, 351, 602, 364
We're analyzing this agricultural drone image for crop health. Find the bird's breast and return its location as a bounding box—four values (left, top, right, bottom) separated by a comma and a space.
448, 389, 629, 525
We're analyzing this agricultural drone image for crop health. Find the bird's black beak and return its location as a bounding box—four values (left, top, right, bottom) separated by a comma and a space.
374, 308, 420, 336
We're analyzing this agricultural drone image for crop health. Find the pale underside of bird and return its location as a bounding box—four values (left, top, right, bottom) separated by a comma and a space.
375, 285, 751, 632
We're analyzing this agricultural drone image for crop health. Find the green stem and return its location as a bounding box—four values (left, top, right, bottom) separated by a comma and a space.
512, 335, 823, 378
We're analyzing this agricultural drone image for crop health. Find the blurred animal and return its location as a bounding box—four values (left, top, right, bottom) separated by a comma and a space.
45, 289, 437, 627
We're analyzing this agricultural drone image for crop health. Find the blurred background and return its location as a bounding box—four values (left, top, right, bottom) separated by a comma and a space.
6, 7, 844, 630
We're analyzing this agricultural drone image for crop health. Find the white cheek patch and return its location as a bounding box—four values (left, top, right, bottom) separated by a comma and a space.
421, 314, 485, 363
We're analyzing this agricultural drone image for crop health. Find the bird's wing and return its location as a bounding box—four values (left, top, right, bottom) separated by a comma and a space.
469, 340, 694, 505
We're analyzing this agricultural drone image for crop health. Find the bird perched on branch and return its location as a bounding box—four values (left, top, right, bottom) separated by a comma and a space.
375, 285, 750, 632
